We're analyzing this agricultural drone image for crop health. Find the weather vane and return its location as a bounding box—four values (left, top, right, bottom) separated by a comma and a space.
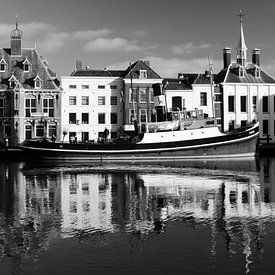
238, 10, 245, 23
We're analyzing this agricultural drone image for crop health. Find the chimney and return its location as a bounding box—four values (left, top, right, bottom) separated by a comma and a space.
144, 60, 150, 67
223, 47, 231, 68
252, 48, 260, 66
76, 60, 82, 71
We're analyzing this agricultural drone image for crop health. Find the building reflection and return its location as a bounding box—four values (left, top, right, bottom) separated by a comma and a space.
0, 159, 275, 271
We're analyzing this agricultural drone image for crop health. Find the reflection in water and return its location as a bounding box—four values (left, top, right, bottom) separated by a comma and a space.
0, 158, 274, 274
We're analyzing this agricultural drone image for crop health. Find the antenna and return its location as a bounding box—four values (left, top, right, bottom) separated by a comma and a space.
238, 10, 245, 23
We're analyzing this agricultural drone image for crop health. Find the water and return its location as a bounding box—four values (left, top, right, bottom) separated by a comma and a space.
0, 157, 275, 275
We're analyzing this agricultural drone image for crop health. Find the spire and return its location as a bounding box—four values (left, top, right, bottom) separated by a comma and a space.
11, 15, 23, 56
11, 15, 23, 39
236, 10, 247, 66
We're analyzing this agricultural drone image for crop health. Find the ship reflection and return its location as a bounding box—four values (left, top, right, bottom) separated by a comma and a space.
0, 158, 274, 272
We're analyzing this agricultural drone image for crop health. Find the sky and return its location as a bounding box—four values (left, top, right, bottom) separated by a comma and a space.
1, 0, 275, 77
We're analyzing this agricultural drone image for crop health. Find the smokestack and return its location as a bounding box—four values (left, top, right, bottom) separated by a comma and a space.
223, 47, 231, 68
252, 48, 260, 66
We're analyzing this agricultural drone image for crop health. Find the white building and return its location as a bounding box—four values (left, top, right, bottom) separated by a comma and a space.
214, 13, 275, 140
163, 74, 214, 118
61, 69, 124, 142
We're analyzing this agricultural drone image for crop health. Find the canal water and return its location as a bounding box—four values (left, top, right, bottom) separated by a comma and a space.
0, 157, 275, 275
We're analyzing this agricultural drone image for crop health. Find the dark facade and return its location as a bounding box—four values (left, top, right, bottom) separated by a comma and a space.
0, 22, 61, 147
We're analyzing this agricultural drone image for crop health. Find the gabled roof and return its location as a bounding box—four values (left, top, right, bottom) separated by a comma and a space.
0, 48, 60, 90
214, 63, 275, 84
124, 60, 161, 79
71, 60, 162, 79
163, 78, 191, 90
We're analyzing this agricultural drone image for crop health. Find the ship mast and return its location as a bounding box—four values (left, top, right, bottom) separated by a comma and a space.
208, 57, 215, 118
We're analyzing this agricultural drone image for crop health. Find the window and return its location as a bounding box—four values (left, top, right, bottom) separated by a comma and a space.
4, 125, 11, 138
139, 88, 147, 103
241, 120, 247, 127
98, 96, 105, 105
25, 125, 32, 139
81, 96, 89, 105
81, 85, 89, 89
262, 96, 269, 113
240, 96, 247, 112
25, 98, 36, 117
82, 113, 89, 124
69, 113, 77, 124
43, 98, 54, 117
239, 67, 244, 77
253, 96, 257, 112
200, 92, 207, 106
111, 113, 117, 124
228, 96, 235, 112
129, 88, 137, 102
10, 80, 16, 88
69, 85, 77, 89
139, 109, 147, 123
69, 96, 77, 105
35, 79, 42, 89
110, 85, 117, 89
172, 96, 182, 111
110, 96, 117, 105
98, 113, 105, 124
139, 70, 147, 79
215, 94, 223, 102
129, 109, 135, 123
263, 120, 269, 135
149, 88, 154, 103
82, 132, 89, 142
36, 125, 44, 137
255, 68, 260, 78
98, 85, 105, 89
228, 120, 235, 131
0, 63, 5, 71
0, 98, 4, 117
24, 63, 30, 72
48, 125, 56, 137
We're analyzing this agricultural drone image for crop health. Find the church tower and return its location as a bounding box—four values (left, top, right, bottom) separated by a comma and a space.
236, 10, 247, 66
10, 16, 22, 56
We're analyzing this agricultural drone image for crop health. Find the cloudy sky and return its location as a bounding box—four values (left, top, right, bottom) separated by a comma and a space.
1, 0, 275, 77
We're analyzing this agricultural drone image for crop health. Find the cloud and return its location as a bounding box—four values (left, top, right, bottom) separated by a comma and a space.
72, 28, 112, 40
83, 38, 143, 52
172, 42, 213, 55
37, 32, 70, 53
109, 56, 222, 78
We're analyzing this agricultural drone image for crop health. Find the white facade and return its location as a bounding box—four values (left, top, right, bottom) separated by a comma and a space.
221, 82, 275, 141
61, 76, 123, 142
164, 84, 214, 117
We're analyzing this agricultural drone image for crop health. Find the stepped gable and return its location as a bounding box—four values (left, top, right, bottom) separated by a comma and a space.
0, 47, 60, 90
214, 63, 275, 84
124, 60, 162, 79
163, 78, 190, 90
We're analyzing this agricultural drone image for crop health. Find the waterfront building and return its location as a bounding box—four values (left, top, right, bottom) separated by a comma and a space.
165, 73, 214, 118
0, 21, 61, 147
214, 13, 275, 141
60, 60, 162, 142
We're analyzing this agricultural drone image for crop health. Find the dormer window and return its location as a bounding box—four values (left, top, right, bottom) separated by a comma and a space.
139, 70, 147, 79
0, 58, 7, 72
8, 74, 18, 89
239, 67, 245, 78
23, 58, 32, 72
10, 80, 16, 88
255, 67, 260, 78
34, 75, 42, 89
